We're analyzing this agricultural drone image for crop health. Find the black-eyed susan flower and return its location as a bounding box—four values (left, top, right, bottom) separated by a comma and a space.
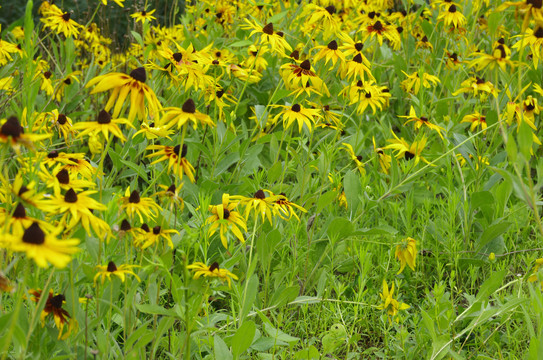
497, 0, 543, 30
0, 202, 54, 235
453, 76, 499, 98
437, 4, 466, 29
341, 80, 390, 114
270, 192, 307, 222
187, 261, 238, 288
445, 51, 462, 70
469, 38, 514, 72
230, 190, 277, 224
242, 20, 292, 56
134, 225, 177, 250
146, 144, 196, 183
72, 109, 134, 142
153, 183, 184, 210
4, 173, 46, 208
302, 4, 340, 38
10, 222, 79, 268
384, 132, 430, 165
0, 116, 51, 151
373, 137, 391, 174
39, 166, 95, 194
40, 4, 82, 38
395, 237, 417, 274
206, 193, 247, 249
133, 121, 173, 140
272, 103, 322, 133
513, 23, 543, 67
313, 40, 346, 68
280, 60, 328, 94
160, 99, 214, 130
328, 172, 348, 208
86, 67, 162, 123
94, 261, 140, 285
528, 258, 543, 288
360, 20, 401, 48
243, 45, 268, 72
340, 53, 374, 81
341, 143, 366, 175
0, 32, 20, 66
131, 9, 156, 24
399, 106, 445, 139
29, 289, 77, 340
120, 187, 162, 223
60, 155, 96, 180
461, 111, 487, 132
101, 0, 124, 7
400, 71, 440, 95
44, 188, 109, 237
377, 280, 410, 318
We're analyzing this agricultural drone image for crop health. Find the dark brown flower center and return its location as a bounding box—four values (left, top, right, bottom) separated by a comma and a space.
120, 219, 131, 231
64, 78, 71, 85
327, 40, 338, 50
300, 60, 311, 70
62, 13, 71, 21
1, 116, 23, 138
167, 184, 176, 193
325, 5, 336, 15
130, 67, 147, 83
254, 189, 265, 199
223, 208, 230, 219
172, 52, 183, 62
365, 92, 371, 98
528, 0, 542, 9
209, 262, 220, 271
57, 114, 68, 125
153, 226, 161, 235
173, 144, 188, 157
450, 52, 458, 61
47, 150, 58, 159
129, 190, 140, 203
18, 185, 28, 196
353, 53, 363, 63
182, 98, 196, 113
397, 26, 404, 34
64, 188, 78, 203
141, 223, 150, 232
354, 42, 363, 51
405, 152, 415, 161
23, 222, 45, 245
527, 103, 536, 111
56, 169, 70, 184
476, 77, 485, 84
449, 4, 457, 12
97, 110, 112, 124
50, 294, 65, 309
262, 23, 274, 35
107, 261, 117, 272
372, 21, 383, 31
291, 104, 301, 112
216, 90, 224, 98
44, 71, 52, 79
290, 50, 300, 60
13, 203, 26, 218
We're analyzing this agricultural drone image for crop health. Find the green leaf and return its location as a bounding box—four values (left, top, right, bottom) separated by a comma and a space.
263, 322, 300, 344
268, 10, 288, 23
214, 335, 233, 360
506, 137, 518, 163
240, 275, 259, 322
269, 285, 299, 308
131, 31, 144, 48
487, 11, 502, 36
471, 191, 494, 209
475, 221, 511, 252
294, 345, 320, 360
135, 304, 178, 318
518, 120, 534, 159
215, 152, 241, 177
229, 39, 254, 47
343, 170, 360, 212
475, 269, 506, 302
120, 158, 148, 182
316, 190, 338, 213
327, 217, 353, 241
232, 320, 256, 358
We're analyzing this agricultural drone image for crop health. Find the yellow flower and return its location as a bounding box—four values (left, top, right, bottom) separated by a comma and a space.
0, 116, 52, 152
29, 289, 78, 340
461, 112, 487, 132
120, 187, 162, 223
395, 237, 417, 274
206, 194, 247, 249
272, 103, 321, 133
160, 99, 215, 130
134, 225, 178, 250
40, 4, 82, 38
437, 4, 466, 29
512, 23, 543, 67
72, 110, 134, 142
131, 9, 156, 24
146, 144, 196, 183
469, 39, 514, 72
313, 40, 346, 68
341, 80, 390, 114
94, 261, 140, 285
453, 76, 499, 98
270, 192, 307, 222
86, 67, 162, 123
187, 261, 238, 288
401, 71, 440, 95
242, 20, 292, 56
377, 280, 410, 317
400, 106, 445, 139
341, 143, 365, 175
230, 190, 277, 225
383, 132, 430, 166
10, 222, 80, 269
101, 0, 124, 7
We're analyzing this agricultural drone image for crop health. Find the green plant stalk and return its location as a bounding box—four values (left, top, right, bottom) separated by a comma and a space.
239, 217, 259, 326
